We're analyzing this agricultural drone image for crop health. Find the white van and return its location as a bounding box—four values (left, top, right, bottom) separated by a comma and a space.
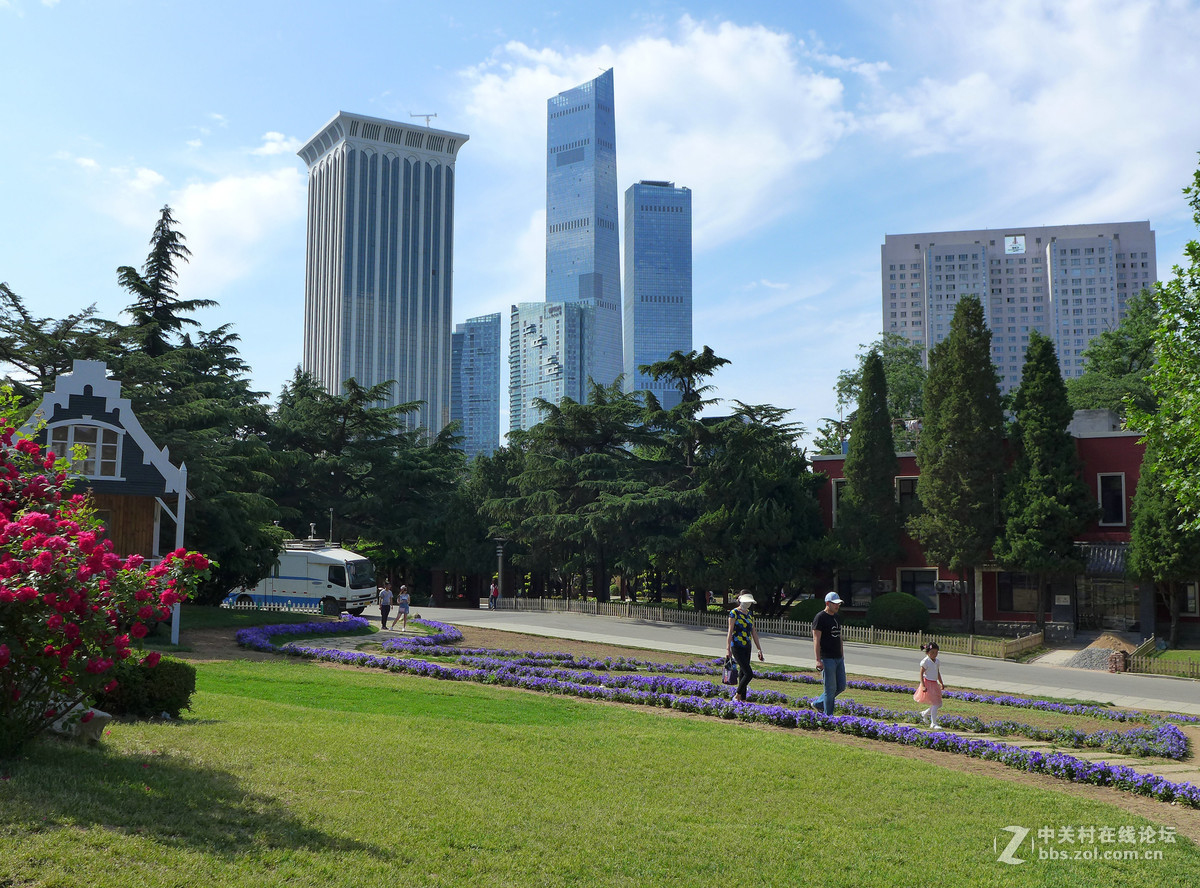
224, 538, 377, 615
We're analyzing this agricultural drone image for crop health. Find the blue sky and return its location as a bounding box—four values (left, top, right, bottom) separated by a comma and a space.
3, 0, 1199, 444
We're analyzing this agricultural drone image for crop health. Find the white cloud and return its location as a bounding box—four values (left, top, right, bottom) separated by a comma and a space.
186, 139, 203, 149
122, 167, 166, 191
867, 0, 1200, 226
169, 167, 306, 297
74, 156, 98, 169
252, 131, 302, 156
460, 16, 859, 251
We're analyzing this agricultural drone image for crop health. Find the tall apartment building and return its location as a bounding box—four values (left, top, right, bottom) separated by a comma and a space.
509, 301, 585, 433
450, 313, 501, 459
298, 111, 468, 433
623, 180, 692, 410
881, 222, 1156, 393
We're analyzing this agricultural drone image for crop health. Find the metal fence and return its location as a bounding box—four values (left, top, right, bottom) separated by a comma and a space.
495, 598, 1043, 659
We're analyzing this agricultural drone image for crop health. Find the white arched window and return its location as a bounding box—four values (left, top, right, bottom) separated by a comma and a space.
48, 423, 123, 479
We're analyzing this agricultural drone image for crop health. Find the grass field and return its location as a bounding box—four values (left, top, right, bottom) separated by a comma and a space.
1154, 647, 1200, 663
2, 655, 1196, 888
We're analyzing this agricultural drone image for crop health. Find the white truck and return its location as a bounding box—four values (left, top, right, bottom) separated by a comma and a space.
224, 538, 377, 615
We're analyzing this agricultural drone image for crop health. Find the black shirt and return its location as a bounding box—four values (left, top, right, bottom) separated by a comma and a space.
813, 609, 843, 659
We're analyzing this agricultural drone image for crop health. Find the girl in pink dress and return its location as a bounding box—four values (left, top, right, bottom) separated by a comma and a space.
913, 642, 946, 729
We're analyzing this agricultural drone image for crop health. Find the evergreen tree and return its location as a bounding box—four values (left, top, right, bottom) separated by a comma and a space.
682, 403, 825, 610
1134, 156, 1200, 528
835, 332, 926, 451
115, 206, 215, 357
0, 284, 110, 407
1065, 287, 1159, 420
638, 346, 730, 606
836, 350, 903, 581
908, 296, 1005, 632
1127, 446, 1200, 648
105, 209, 283, 601
993, 331, 1094, 631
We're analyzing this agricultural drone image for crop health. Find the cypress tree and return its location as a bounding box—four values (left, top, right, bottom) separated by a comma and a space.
993, 331, 1094, 631
837, 350, 903, 584
908, 295, 1005, 632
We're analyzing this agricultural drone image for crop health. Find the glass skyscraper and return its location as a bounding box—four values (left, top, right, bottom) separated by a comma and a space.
509, 301, 585, 433
623, 180, 692, 409
450, 313, 501, 459
545, 69, 622, 394
298, 111, 468, 434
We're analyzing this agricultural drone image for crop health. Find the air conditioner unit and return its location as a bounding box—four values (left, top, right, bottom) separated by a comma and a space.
874, 580, 894, 593
934, 580, 948, 593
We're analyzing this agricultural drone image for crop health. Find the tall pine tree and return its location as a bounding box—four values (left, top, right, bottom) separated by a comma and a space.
908, 295, 1005, 632
837, 350, 903, 584
993, 331, 1094, 631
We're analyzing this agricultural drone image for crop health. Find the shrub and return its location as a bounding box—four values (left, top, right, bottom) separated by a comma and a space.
788, 597, 825, 622
0, 394, 213, 757
867, 592, 931, 631
93, 657, 197, 719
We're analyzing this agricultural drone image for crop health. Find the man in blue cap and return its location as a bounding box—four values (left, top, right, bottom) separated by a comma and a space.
812, 591, 846, 715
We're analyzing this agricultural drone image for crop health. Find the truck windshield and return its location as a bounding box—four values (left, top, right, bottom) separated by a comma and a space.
346, 559, 376, 590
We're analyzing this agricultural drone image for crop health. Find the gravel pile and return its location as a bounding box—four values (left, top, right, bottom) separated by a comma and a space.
1063, 648, 1118, 671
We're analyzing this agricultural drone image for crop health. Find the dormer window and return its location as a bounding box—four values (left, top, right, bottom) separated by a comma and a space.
49, 424, 122, 478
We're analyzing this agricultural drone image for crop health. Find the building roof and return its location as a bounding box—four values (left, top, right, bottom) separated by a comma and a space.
18, 359, 186, 496
1078, 541, 1127, 577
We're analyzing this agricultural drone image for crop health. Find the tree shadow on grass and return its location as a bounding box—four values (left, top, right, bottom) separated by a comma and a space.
0, 737, 387, 861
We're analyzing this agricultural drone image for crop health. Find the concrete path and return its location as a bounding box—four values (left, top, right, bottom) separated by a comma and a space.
360, 605, 1200, 717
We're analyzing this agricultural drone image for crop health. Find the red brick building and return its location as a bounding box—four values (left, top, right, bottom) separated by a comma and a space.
812, 410, 1199, 641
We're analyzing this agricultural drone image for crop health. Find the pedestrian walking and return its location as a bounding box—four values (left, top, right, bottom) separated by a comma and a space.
725, 591, 765, 703
914, 642, 946, 728
389, 584, 411, 631
812, 591, 846, 715
378, 580, 393, 629
488, 580, 499, 610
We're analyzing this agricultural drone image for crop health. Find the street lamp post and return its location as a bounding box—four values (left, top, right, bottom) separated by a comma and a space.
494, 537, 507, 606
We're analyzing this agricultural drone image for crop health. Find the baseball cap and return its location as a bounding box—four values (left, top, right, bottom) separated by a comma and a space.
824, 592, 843, 604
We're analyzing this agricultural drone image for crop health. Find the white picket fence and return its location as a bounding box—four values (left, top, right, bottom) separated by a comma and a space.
222, 600, 324, 614
495, 598, 1043, 659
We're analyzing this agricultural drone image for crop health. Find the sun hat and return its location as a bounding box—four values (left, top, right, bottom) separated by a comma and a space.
824, 591, 843, 604
737, 592, 756, 605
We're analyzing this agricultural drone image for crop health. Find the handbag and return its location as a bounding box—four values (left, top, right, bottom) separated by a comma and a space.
722, 656, 739, 686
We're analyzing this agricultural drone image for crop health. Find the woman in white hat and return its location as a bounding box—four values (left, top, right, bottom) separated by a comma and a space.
725, 590, 765, 702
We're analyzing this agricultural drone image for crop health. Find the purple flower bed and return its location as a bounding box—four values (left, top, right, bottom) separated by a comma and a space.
239, 620, 1200, 809
235, 615, 373, 651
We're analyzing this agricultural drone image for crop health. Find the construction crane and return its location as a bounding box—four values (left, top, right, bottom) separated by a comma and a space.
410, 112, 437, 127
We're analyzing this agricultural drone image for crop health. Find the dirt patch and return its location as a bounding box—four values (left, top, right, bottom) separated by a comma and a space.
169, 628, 278, 663
165, 621, 1199, 837
1085, 633, 1139, 654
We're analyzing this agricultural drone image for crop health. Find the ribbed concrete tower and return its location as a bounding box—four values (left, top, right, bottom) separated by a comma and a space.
298, 111, 468, 433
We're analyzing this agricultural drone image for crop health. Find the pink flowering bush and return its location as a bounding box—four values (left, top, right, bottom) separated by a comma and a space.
0, 415, 212, 757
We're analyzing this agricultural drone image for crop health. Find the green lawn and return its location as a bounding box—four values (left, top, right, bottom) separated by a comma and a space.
1154, 647, 1200, 663
1, 659, 1195, 887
